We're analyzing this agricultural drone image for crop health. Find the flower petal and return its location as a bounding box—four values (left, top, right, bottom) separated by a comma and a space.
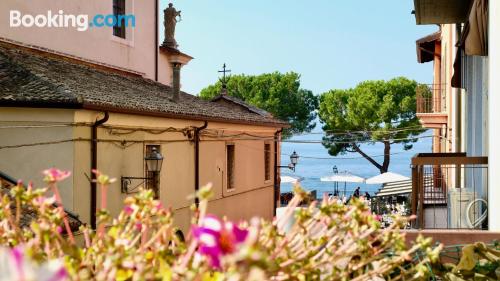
201, 215, 223, 232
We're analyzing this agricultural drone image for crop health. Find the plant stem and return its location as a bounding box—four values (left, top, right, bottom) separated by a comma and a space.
50, 184, 75, 244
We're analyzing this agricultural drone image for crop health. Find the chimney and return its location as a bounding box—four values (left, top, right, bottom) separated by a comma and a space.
159, 2, 192, 102
172, 63, 181, 102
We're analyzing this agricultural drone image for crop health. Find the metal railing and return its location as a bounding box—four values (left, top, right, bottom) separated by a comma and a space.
416, 84, 446, 114
411, 153, 488, 230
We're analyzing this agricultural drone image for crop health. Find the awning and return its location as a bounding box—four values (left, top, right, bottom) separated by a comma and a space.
463, 0, 488, 56
416, 31, 441, 63
451, 0, 488, 88
413, 0, 472, 25
375, 180, 412, 197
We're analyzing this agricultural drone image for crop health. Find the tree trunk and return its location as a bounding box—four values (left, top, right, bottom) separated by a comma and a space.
352, 142, 390, 174
352, 143, 384, 172
381, 141, 390, 173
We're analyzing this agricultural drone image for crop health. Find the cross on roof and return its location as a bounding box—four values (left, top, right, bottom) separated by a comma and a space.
218, 63, 231, 88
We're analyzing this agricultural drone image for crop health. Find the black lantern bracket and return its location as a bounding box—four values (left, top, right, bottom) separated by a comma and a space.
121, 176, 153, 194
121, 147, 163, 194
278, 151, 299, 172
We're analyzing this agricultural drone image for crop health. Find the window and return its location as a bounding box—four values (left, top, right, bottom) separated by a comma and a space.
226, 144, 235, 190
145, 144, 161, 199
113, 0, 126, 38
264, 143, 271, 181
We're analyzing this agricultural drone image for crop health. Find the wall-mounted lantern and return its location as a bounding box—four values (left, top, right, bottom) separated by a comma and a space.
279, 151, 299, 172
121, 147, 164, 195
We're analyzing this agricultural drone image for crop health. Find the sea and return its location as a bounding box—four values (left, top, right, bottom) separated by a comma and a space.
280, 126, 432, 198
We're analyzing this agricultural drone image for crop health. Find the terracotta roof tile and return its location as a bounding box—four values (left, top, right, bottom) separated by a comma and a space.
0, 173, 83, 232
0, 42, 288, 127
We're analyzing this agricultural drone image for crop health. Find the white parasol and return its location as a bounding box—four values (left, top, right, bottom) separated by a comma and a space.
365, 172, 410, 185
280, 175, 303, 184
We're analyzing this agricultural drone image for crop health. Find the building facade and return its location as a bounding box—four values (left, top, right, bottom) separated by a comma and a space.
0, 0, 288, 232
411, 0, 499, 232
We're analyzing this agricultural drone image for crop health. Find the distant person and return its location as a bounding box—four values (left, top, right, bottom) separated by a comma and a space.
365, 192, 371, 200
353, 187, 361, 198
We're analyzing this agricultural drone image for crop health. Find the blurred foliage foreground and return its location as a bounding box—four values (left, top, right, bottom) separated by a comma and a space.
0, 168, 492, 280
434, 242, 500, 280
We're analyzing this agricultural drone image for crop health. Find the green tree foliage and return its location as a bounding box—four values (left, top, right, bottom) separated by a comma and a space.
199, 72, 318, 138
318, 77, 425, 173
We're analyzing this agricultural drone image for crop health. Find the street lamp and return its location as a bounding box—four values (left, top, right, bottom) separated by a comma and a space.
279, 151, 299, 172
145, 147, 164, 173
121, 148, 164, 194
332, 165, 339, 195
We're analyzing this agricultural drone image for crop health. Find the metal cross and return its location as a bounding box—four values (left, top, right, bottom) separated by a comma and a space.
218, 63, 231, 86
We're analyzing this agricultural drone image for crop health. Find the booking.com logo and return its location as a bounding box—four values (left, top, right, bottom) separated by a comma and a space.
9, 10, 136, 32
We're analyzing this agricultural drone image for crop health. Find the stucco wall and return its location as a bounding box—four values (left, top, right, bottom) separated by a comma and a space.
199, 139, 275, 221
0, 108, 75, 209
72, 110, 279, 233
0, 0, 162, 81
0, 108, 280, 232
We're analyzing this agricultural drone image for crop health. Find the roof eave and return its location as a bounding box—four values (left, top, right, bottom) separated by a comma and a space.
0, 100, 83, 109
211, 95, 273, 117
413, 0, 471, 25
416, 31, 441, 63
81, 103, 290, 128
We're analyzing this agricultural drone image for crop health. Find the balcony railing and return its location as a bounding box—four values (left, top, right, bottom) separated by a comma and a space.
411, 153, 488, 230
416, 84, 446, 114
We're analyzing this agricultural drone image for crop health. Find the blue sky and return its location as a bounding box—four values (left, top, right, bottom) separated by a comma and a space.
161, 1, 437, 96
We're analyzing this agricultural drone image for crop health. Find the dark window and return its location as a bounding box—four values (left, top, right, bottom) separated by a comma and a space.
264, 143, 271, 181
113, 0, 126, 38
227, 144, 235, 190
145, 144, 161, 199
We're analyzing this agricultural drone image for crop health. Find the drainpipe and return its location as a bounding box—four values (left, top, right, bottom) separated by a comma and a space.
273, 129, 283, 215
154, 0, 159, 81
194, 121, 208, 206
90, 112, 109, 229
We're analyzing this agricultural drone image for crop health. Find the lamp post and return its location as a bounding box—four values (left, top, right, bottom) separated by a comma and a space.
121, 147, 164, 196
279, 151, 299, 172
332, 165, 339, 195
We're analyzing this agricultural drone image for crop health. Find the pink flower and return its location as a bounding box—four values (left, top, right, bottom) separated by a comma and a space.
153, 201, 164, 211
92, 169, 116, 185
0, 246, 68, 281
42, 168, 71, 184
192, 215, 248, 268
135, 222, 143, 231
32, 195, 56, 209
123, 205, 135, 215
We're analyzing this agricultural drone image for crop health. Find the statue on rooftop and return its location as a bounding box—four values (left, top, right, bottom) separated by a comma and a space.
163, 3, 182, 48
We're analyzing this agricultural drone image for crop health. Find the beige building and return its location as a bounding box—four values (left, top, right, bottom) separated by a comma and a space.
415, 1, 488, 159
410, 0, 497, 232
0, 0, 288, 232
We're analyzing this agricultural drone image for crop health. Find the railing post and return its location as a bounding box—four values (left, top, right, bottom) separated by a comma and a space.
418, 165, 425, 228
411, 165, 418, 228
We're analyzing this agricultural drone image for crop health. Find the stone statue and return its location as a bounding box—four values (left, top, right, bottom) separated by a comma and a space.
163, 3, 181, 48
